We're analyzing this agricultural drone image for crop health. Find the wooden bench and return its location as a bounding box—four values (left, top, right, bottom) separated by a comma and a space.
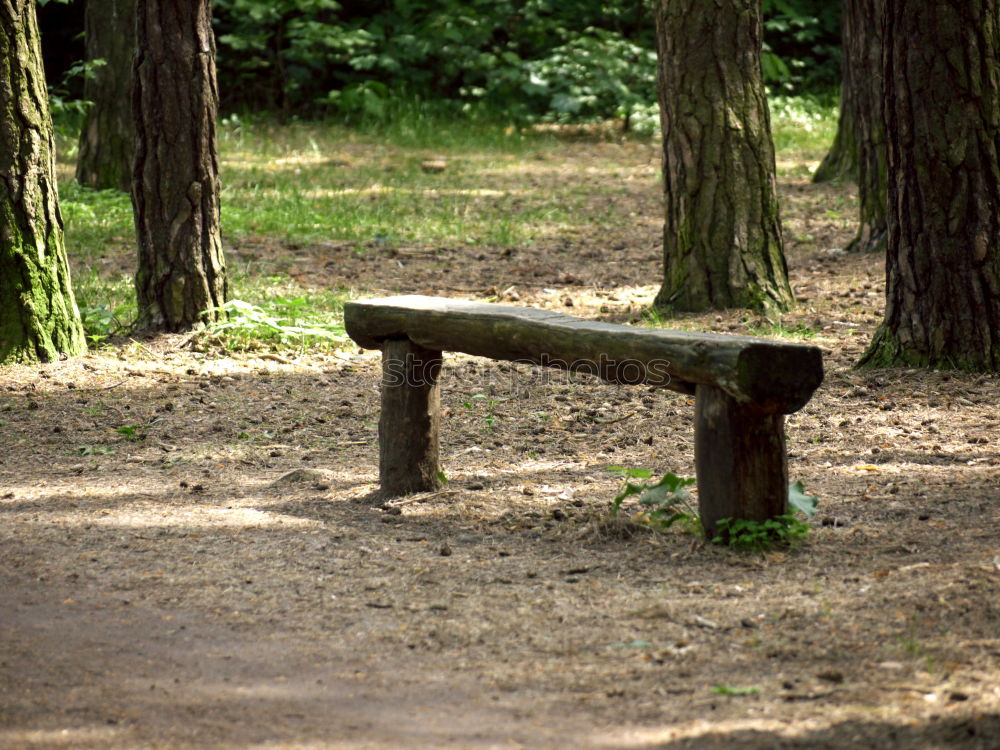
344, 295, 824, 535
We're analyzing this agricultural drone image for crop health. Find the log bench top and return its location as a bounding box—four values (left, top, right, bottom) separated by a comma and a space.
344, 295, 823, 415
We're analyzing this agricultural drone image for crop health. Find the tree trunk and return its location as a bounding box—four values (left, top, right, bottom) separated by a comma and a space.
0, 1, 86, 365
843, 0, 888, 254
812, 80, 858, 184
812, 9, 857, 184
859, 0, 1000, 371
76, 0, 135, 192
132, 0, 227, 331
652, 0, 792, 314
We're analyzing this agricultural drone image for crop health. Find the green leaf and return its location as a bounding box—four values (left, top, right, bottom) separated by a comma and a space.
711, 684, 760, 696
788, 481, 819, 518
607, 466, 652, 479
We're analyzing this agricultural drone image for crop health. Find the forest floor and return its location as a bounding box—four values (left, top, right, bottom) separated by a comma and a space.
2, 136, 1000, 749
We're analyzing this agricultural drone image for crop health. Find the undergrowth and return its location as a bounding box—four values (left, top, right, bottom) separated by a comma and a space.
608, 468, 819, 551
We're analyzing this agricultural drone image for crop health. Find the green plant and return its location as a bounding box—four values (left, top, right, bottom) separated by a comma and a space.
78, 301, 133, 345
47, 57, 106, 142
200, 297, 347, 352
608, 467, 699, 532
76, 445, 115, 456
712, 514, 810, 551
116, 425, 144, 441
518, 27, 657, 131
116, 418, 163, 442
462, 393, 507, 430
712, 481, 819, 551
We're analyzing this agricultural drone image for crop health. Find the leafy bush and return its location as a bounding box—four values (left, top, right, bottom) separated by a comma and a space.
518, 28, 657, 129
762, 0, 841, 95
211, 0, 656, 123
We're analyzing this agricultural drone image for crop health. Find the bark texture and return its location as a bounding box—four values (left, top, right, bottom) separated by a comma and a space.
843, 0, 888, 254
695, 385, 787, 538
0, 1, 86, 364
653, 0, 792, 314
344, 295, 824, 415
860, 0, 1000, 371
76, 0, 135, 192
378, 339, 442, 498
812, 89, 858, 184
132, 0, 227, 331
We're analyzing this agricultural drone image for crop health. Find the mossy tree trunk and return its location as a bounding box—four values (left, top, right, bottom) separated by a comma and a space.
0, 1, 86, 365
859, 0, 1000, 371
652, 0, 792, 314
132, 0, 227, 331
76, 0, 135, 192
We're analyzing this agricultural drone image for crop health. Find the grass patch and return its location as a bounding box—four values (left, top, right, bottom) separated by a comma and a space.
216, 116, 577, 247
60, 182, 134, 265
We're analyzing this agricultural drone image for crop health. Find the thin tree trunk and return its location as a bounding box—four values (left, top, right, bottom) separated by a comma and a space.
812, 84, 858, 183
132, 0, 227, 331
843, 0, 888, 254
653, 0, 792, 314
859, 0, 1000, 371
76, 0, 135, 192
0, 0, 86, 364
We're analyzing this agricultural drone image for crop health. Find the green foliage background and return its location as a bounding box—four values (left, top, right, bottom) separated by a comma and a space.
38, 0, 840, 126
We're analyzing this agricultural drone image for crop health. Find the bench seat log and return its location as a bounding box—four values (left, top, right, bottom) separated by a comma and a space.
345, 295, 823, 530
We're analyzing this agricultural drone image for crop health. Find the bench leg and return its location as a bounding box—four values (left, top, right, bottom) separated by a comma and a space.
378, 338, 443, 498
694, 385, 788, 538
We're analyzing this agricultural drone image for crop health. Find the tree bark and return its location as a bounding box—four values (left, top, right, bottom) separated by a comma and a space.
695, 385, 788, 538
132, 0, 227, 331
76, 0, 135, 192
378, 338, 442, 498
345, 295, 824, 415
812, 82, 858, 184
843, 0, 888, 254
859, 0, 1000, 371
812, 9, 858, 184
652, 0, 792, 314
0, 0, 86, 364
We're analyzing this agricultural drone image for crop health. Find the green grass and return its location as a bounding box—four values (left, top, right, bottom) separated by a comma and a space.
60, 182, 134, 264
215, 116, 577, 247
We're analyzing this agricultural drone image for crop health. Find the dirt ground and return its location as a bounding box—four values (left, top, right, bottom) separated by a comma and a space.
2, 140, 1000, 749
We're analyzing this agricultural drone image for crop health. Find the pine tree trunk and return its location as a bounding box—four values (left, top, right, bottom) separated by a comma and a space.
76, 0, 135, 192
0, 1, 86, 364
812, 84, 858, 184
132, 0, 227, 332
843, 0, 888, 254
653, 0, 792, 314
812, 9, 858, 184
859, 0, 1000, 371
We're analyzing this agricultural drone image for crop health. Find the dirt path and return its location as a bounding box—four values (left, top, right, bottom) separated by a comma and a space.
2, 142, 999, 748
